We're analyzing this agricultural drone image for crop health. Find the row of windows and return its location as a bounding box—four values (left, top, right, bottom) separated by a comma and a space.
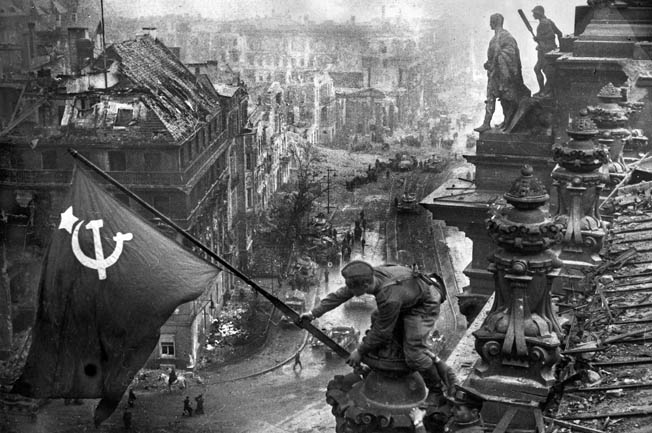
38, 149, 168, 172
181, 115, 223, 166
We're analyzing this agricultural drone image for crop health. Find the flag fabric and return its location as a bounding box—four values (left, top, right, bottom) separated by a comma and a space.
12, 166, 220, 425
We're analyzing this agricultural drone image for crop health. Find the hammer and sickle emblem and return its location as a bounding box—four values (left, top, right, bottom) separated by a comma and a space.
59, 206, 133, 280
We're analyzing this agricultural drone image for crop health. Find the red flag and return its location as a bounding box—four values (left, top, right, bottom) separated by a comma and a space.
12, 166, 220, 425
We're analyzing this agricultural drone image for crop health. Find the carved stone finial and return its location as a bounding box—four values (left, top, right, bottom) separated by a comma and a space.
597, 82, 622, 100
567, 109, 599, 137
487, 166, 560, 254
504, 164, 549, 210
554, 111, 609, 173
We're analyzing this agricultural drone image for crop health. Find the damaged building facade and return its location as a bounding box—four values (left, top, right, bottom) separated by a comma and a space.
0, 34, 256, 369
122, 14, 427, 149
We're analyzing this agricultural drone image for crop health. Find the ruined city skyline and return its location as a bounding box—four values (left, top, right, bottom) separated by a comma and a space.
107, 0, 585, 28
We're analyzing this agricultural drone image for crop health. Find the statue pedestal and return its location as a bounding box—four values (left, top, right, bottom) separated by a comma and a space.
326, 356, 439, 433
422, 130, 556, 322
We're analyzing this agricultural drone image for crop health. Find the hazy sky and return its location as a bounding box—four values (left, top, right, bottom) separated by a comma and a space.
110, 0, 586, 30
107, 0, 588, 92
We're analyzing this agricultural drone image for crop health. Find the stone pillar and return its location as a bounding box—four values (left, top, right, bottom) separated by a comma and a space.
466, 165, 563, 429
551, 111, 609, 265
586, 82, 648, 181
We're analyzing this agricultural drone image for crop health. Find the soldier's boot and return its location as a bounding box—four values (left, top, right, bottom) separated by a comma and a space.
474, 99, 495, 133
419, 364, 446, 406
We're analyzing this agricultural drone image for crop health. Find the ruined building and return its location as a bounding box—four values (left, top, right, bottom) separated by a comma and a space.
0, 34, 255, 369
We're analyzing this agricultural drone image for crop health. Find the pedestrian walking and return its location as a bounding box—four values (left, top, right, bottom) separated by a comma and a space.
360, 209, 365, 221
183, 396, 193, 416
361, 238, 366, 255
194, 394, 204, 415
168, 367, 177, 392
123, 407, 133, 430
324, 268, 329, 284
293, 350, 303, 372
361, 218, 367, 232
127, 388, 137, 408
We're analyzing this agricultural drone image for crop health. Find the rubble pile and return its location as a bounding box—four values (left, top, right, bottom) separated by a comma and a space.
554, 196, 652, 432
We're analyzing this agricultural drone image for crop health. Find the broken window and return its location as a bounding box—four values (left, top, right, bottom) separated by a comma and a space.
246, 187, 253, 209
108, 151, 127, 171
153, 195, 170, 214
160, 335, 175, 357
114, 109, 133, 127
42, 150, 58, 170
144, 152, 162, 171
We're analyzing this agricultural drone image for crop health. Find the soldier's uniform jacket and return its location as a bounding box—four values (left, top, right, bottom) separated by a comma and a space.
311, 264, 442, 356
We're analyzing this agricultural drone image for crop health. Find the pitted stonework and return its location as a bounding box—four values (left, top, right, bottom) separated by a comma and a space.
468, 165, 563, 407
587, 82, 648, 179
552, 111, 609, 256
487, 165, 561, 254
552, 111, 609, 173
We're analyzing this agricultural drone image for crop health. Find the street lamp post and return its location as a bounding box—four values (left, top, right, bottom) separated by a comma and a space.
325, 168, 336, 214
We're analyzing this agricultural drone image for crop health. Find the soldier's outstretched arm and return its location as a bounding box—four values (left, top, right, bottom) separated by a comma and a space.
302, 285, 354, 321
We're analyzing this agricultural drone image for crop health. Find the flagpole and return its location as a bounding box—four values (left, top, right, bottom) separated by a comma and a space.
100, 0, 108, 89
67, 148, 350, 359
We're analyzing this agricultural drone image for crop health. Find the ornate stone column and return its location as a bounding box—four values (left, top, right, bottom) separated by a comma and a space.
551, 112, 610, 264
587, 82, 649, 185
466, 165, 563, 429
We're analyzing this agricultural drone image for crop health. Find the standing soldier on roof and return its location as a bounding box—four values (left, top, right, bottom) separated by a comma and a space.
532, 5, 563, 97
300, 261, 457, 401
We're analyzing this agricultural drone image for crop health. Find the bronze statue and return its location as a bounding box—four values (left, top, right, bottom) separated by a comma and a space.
475, 13, 530, 133
532, 6, 563, 96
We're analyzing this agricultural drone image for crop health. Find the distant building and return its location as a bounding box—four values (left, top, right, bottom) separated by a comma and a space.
0, 34, 251, 369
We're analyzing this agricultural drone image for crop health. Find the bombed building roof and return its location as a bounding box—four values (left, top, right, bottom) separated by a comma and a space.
107, 35, 221, 141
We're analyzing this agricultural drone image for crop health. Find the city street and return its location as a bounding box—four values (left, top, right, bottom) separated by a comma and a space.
9, 144, 472, 433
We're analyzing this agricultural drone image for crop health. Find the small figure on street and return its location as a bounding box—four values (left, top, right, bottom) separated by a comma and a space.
168, 367, 177, 392
394, 196, 399, 208
194, 394, 204, 415
324, 268, 329, 284
474, 13, 530, 133
361, 238, 366, 255
293, 350, 303, 372
123, 407, 133, 430
359, 209, 365, 221
532, 5, 562, 97
183, 396, 193, 416
354, 224, 362, 243
386, 169, 390, 179
361, 217, 367, 232
127, 388, 137, 408
300, 261, 448, 399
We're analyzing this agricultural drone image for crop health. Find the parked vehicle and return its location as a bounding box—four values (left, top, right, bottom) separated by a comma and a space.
280, 290, 306, 327
397, 192, 419, 213
311, 325, 360, 358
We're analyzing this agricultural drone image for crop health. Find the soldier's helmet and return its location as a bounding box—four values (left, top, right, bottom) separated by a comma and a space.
532, 5, 545, 15
447, 385, 484, 410
341, 260, 374, 286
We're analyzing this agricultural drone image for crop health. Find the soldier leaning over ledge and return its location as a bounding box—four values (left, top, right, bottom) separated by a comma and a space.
300, 260, 457, 402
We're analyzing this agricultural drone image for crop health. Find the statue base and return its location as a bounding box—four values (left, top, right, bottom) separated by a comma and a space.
326, 356, 448, 432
